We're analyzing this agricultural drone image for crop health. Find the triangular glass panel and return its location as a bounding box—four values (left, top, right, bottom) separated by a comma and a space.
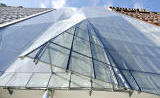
51, 32, 73, 49
39, 47, 50, 64
65, 26, 75, 35
75, 20, 89, 41
27, 47, 40, 58
76, 20, 88, 31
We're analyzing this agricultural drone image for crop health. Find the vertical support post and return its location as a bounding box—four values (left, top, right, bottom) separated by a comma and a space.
43, 90, 52, 98
69, 72, 72, 89
89, 77, 93, 96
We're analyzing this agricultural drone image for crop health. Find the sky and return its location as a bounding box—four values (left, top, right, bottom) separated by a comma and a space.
0, 0, 160, 12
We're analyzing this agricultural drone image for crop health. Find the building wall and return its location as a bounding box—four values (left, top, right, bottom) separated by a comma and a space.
0, 89, 159, 98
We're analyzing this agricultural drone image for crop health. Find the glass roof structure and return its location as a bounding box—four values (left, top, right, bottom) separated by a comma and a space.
0, 7, 160, 96
24, 20, 115, 88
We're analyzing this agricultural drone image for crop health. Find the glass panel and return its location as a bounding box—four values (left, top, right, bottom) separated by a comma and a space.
49, 43, 70, 69
92, 79, 112, 89
6, 73, 32, 87
125, 42, 143, 55
26, 73, 50, 87
107, 54, 126, 87
65, 26, 75, 35
69, 52, 93, 77
144, 46, 158, 58
49, 73, 69, 88
39, 48, 50, 64
52, 67, 66, 73
149, 74, 160, 94
145, 57, 160, 73
113, 67, 125, 88
150, 46, 160, 58
135, 44, 152, 56
77, 20, 88, 31
88, 27, 103, 47
131, 72, 159, 91
91, 43, 110, 64
94, 60, 112, 82
27, 47, 40, 58
132, 55, 159, 73
51, 32, 73, 49
70, 74, 91, 88
73, 37, 91, 57
88, 26, 97, 37
75, 27, 89, 41
109, 50, 128, 69
0, 73, 14, 86
90, 35, 103, 46
121, 70, 139, 90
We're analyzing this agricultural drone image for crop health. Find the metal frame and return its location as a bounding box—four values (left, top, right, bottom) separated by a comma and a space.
66, 26, 77, 70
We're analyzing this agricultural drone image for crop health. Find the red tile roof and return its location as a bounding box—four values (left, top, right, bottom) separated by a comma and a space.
109, 6, 160, 27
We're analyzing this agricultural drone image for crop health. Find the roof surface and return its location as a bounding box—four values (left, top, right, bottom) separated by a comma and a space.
0, 7, 160, 95
0, 7, 52, 27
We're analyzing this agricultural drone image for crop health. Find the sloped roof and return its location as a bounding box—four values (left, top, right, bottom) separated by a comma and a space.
0, 7, 52, 27
0, 7, 160, 95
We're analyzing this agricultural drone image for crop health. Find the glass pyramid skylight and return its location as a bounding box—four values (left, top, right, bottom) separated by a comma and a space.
23, 19, 160, 95
25, 20, 115, 85
22, 19, 156, 93
1, 16, 160, 95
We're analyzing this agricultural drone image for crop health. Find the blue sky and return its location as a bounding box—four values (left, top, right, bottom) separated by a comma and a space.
0, 0, 160, 12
